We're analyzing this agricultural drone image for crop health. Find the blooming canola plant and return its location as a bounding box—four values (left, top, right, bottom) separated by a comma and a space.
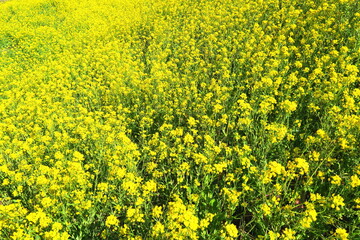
0, 0, 359, 239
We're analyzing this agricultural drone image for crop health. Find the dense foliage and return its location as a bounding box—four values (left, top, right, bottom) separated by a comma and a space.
0, 0, 359, 239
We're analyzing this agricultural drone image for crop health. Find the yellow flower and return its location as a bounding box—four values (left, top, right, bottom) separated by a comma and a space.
282, 228, 296, 240
142, 180, 157, 196
295, 158, 309, 174
224, 223, 238, 238
268, 161, 285, 175
265, 123, 288, 143
213, 103, 223, 113
184, 133, 194, 144
152, 206, 163, 218
350, 175, 360, 187
331, 175, 342, 186
316, 129, 327, 138
2, 178, 10, 186
54, 151, 65, 160
310, 193, 323, 202
260, 203, 271, 216
222, 187, 241, 205
105, 215, 119, 228
354, 198, 360, 209
26, 212, 40, 223
280, 100, 297, 113
268, 231, 280, 240
331, 194, 345, 210
317, 171, 325, 180
294, 61, 302, 69
52, 222, 63, 231
41, 197, 54, 208
120, 224, 129, 235
152, 222, 165, 236
300, 203, 317, 228
340, 46, 349, 53
199, 213, 215, 229
188, 117, 197, 127
73, 151, 84, 162
259, 97, 277, 114
127, 207, 145, 223
39, 211, 52, 228
10, 229, 33, 240
263, 161, 286, 183
335, 228, 348, 240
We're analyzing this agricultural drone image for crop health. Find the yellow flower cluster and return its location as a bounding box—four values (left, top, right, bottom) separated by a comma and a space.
0, 0, 359, 239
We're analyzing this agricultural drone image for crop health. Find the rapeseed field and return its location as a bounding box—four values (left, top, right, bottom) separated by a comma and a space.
0, 0, 359, 239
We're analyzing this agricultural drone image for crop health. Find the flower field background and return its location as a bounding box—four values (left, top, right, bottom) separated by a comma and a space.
0, 0, 359, 239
